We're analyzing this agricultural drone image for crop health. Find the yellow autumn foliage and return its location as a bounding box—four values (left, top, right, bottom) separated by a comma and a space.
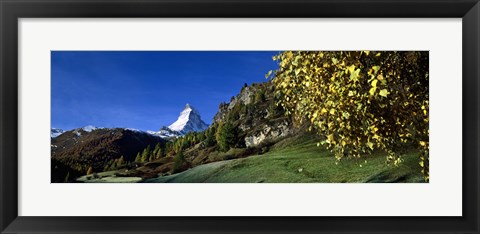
270, 51, 429, 181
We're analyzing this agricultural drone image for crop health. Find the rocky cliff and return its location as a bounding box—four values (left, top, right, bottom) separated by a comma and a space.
213, 82, 294, 148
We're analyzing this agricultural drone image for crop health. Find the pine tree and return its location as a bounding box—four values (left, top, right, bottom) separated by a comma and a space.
165, 142, 173, 156
86, 166, 93, 175
156, 147, 163, 159
173, 150, 186, 173
205, 125, 216, 147
135, 152, 141, 162
216, 121, 238, 152
141, 145, 151, 162
117, 156, 124, 167
153, 143, 161, 158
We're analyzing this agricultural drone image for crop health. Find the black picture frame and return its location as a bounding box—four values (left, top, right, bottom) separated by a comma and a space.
1, 0, 479, 233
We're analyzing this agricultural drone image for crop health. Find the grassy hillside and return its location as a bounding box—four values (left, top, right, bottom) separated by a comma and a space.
146, 134, 425, 183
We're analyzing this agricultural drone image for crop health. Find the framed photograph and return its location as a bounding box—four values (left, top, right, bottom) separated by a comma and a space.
1, 0, 478, 233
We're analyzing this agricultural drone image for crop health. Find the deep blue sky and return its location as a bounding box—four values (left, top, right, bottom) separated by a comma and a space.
51, 51, 279, 131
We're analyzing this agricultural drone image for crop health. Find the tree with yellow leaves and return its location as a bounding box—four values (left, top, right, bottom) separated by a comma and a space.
270, 51, 429, 180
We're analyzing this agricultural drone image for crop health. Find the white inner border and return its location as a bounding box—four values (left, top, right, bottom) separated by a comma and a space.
19, 19, 462, 216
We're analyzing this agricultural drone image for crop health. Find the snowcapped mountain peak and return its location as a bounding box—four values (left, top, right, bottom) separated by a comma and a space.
125, 127, 179, 139
68, 125, 103, 137
81, 125, 100, 132
168, 104, 209, 134
51, 128, 65, 138
183, 103, 200, 115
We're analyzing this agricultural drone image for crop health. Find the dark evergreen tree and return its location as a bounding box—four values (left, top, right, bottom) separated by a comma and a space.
152, 143, 161, 158
215, 121, 238, 152
204, 125, 217, 147
135, 152, 141, 162
117, 155, 124, 167
173, 150, 186, 173
141, 145, 151, 162
155, 147, 163, 159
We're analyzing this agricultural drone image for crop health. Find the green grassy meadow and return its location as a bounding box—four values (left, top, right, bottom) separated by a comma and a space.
146, 134, 425, 183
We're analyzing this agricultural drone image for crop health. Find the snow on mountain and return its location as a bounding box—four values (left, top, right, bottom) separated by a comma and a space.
168, 103, 209, 134
51, 126, 102, 139
147, 130, 177, 138
51, 128, 65, 138
123, 127, 177, 139
51, 104, 209, 140
81, 125, 100, 132
71, 125, 104, 137
52, 125, 176, 140
156, 127, 181, 138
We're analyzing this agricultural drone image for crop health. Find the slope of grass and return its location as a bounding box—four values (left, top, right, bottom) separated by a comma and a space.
146, 134, 425, 183
77, 171, 143, 183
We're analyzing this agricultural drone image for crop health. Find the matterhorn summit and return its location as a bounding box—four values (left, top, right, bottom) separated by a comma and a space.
168, 103, 209, 134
